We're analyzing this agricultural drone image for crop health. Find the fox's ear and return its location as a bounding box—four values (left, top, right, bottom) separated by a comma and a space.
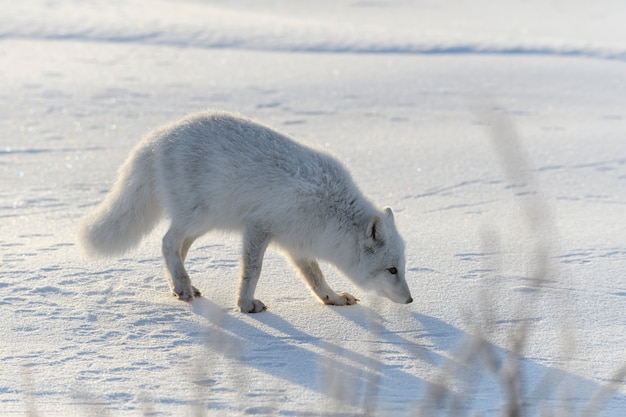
366, 216, 386, 247
383, 207, 394, 222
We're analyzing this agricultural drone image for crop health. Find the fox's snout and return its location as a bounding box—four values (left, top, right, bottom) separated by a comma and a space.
377, 278, 413, 305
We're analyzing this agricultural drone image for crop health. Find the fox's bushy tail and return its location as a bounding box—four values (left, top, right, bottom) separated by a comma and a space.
79, 144, 162, 257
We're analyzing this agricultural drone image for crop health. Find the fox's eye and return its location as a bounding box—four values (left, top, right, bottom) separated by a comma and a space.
388, 267, 398, 275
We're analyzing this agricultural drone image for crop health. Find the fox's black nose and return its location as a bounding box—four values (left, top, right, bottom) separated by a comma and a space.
406, 297, 413, 304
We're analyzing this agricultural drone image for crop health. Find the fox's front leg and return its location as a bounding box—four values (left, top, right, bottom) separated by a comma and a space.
292, 258, 358, 306
237, 226, 271, 313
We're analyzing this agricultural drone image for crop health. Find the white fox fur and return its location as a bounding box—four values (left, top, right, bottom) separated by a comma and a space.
79, 110, 412, 312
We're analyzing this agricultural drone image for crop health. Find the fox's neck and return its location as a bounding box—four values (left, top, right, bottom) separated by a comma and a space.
315, 197, 377, 270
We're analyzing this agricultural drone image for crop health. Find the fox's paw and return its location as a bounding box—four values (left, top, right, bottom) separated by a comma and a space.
341, 292, 359, 305
238, 299, 267, 314
172, 285, 201, 302
323, 292, 359, 306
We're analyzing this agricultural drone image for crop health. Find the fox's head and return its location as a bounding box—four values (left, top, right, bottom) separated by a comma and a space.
350, 207, 413, 305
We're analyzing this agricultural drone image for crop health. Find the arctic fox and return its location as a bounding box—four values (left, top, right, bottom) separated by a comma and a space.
79, 110, 413, 313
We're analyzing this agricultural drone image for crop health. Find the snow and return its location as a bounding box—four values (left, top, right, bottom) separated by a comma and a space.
1, 1, 625, 416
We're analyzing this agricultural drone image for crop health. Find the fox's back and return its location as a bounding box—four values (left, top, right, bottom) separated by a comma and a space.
151, 111, 362, 231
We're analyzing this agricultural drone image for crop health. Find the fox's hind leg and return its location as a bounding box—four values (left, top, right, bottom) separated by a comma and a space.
181, 236, 202, 296
162, 226, 201, 301
291, 257, 358, 306
237, 225, 270, 313
181, 236, 196, 262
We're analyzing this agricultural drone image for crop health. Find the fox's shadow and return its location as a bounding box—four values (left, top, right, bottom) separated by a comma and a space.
191, 298, 626, 415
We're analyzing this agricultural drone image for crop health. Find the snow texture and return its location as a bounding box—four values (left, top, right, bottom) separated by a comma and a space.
1, 1, 625, 416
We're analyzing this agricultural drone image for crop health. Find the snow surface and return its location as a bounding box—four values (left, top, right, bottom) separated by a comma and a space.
1, 1, 626, 416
